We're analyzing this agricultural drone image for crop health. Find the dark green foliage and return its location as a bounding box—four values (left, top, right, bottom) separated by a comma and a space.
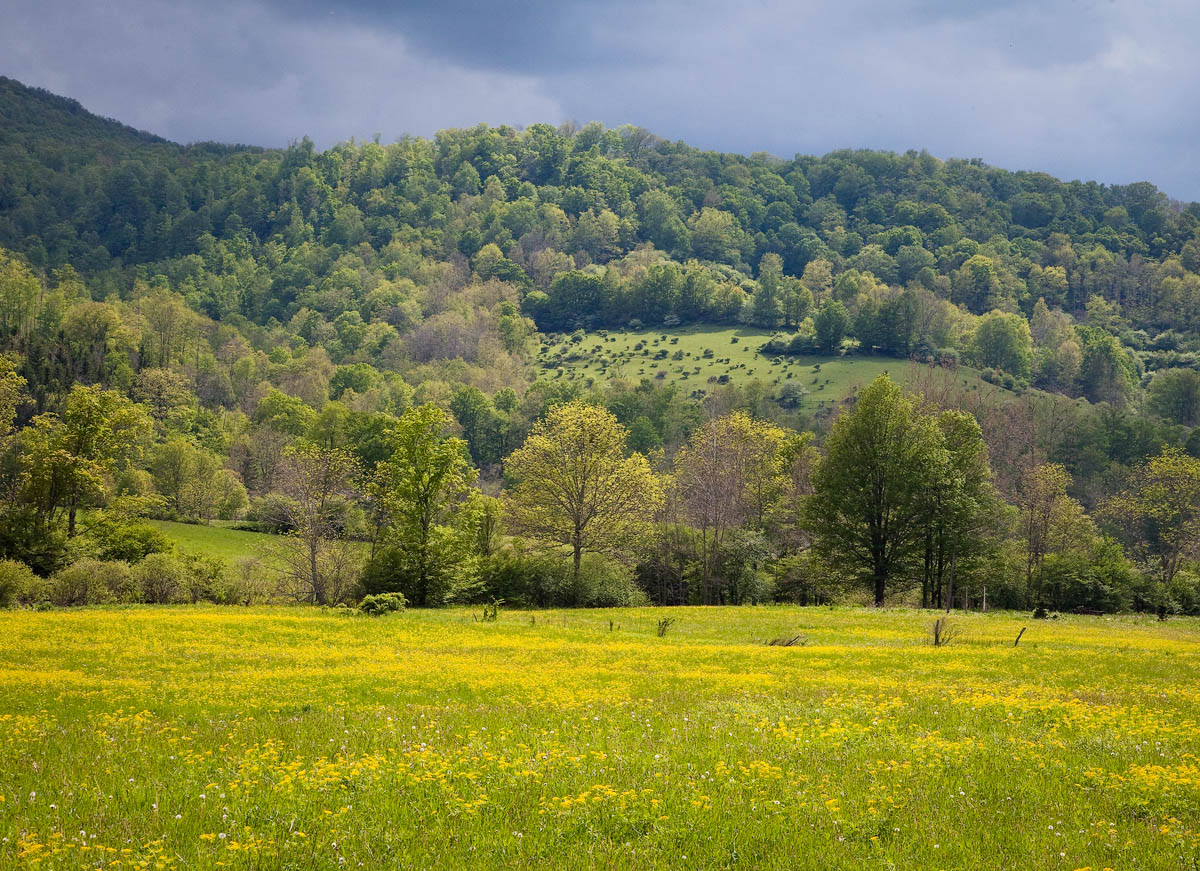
91, 522, 173, 563
358, 591, 407, 616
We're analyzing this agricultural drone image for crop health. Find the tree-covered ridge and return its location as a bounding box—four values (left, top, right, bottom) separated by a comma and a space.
3, 75, 1199, 334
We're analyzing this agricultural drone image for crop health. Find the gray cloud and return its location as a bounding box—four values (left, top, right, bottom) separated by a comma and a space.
2, 0, 563, 146
3, 0, 1198, 199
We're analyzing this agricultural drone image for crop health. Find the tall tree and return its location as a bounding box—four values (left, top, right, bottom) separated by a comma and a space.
57, 385, 151, 536
806, 375, 948, 605
1101, 448, 1200, 608
368, 404, 480, 606
274, 443, 361, 605
505, 402, 662, 582
814, 300, 850, 355
673, 412, 787, 603
920, 409, 1001, 608
1018, 463, 1094, 606
970, 310, 1033, 378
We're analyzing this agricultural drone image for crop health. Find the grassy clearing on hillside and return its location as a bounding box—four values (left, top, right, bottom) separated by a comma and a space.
2, 606, 1198, 869
538, 325, 987, 410
145, 519, 276, 563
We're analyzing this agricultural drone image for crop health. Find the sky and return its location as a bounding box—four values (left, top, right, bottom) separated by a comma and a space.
4, 0, 1199, 200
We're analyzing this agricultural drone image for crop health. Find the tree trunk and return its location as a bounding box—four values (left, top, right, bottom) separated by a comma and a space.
873, 573, 886, 607
922, 534, 932, 609
945, 540, 958, 613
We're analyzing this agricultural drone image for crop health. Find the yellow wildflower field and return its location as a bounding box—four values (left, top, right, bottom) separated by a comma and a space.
0, 606, 1198, 869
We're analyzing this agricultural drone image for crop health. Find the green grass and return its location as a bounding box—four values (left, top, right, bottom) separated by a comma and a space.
1, 606, 1197, 869
146, 519, 276, 562
537, 325, 988, 410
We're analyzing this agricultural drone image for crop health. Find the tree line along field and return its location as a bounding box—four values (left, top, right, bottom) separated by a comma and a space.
1, 606, 1198, 869
536, 326, 992, 412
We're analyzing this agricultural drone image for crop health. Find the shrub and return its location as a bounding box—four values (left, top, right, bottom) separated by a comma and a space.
244, 493, 300, 534
477, 548, 646, 608
180, 554, 230, 604
49, 559, 135, 606
0, 559, 38, 608
1165, 570, 1200, 615
223, 557, 274, 605
93, 523, 172, 563
359, 592, 407, 616
133, 553, 187, 604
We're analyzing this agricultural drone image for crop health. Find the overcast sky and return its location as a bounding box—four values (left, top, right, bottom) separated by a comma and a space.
4, 0, 1198, 200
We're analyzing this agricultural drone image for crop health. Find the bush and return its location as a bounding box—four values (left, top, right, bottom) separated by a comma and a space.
49, 559, 135, 606
132, 553, 187, 604
180, 554, 230, 604
93, 523, 172, 563
1038, 540, 1136, 613
1165, 570, 1200, 615
223, 557, 274, 605
359, 592, 407, 615
244, 493, 300, 534
0, 559, 39, 608
477, 548, 645, 607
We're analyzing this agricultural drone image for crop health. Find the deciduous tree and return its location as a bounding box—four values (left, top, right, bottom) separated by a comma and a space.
505, 402, 662, 582
806, 376, 948, 605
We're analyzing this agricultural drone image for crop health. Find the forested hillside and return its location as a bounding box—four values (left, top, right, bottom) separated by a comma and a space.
4, 75, 1200, 614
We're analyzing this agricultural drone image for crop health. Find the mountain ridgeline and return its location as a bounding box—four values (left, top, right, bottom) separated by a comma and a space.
4, 75, 1200, 615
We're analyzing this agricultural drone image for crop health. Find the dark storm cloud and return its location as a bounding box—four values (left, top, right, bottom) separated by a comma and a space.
3, 0, 1198, 199
258, 0, 649, 72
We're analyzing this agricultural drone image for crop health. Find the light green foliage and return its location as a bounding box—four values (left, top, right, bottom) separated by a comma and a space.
50, 558, 135, 606
0, 352, 24, 439
272, 442, 362, 606
1076, 325, 1138, 405
1102, 448, 1200, 595
0, 558, 38, 607
358, 591, 407, 615
505, 402, 663, 580
970, 310, 1032, 378
813, 300, 850, 354
367, 404, 481, 607
150, 437, 247, 522
673, 412, 788, 604
16, 384, 152, 540
1146, 368, 1200, 426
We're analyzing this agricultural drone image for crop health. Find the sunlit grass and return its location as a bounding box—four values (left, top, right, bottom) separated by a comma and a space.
145, 519, 276, 563
538, 324, 989, 411
1, 606, 1197, 869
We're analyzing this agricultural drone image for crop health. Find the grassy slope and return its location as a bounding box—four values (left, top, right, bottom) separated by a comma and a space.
1, 606, 1197, 869
146, 519, 275, 562
538, 325, 990, 410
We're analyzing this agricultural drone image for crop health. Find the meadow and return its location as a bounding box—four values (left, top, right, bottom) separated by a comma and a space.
537, 325, 988, 411
144, 521, 276, 563
1, 607, 1198, 869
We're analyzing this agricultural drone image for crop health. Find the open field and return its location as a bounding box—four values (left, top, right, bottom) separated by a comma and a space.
145, 520, 276, 563
537, 325, 989, 410
1, 607, 1198, 869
